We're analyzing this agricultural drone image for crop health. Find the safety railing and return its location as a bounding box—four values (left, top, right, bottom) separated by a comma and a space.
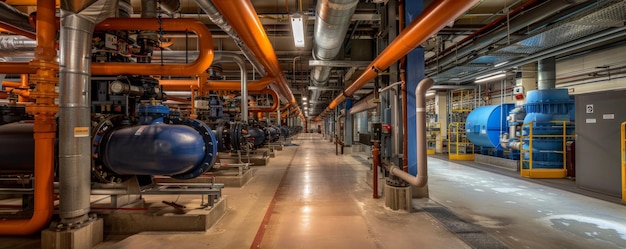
621, 121, 625, 202
427, 122, 441, 154
520, 120, 574, 178
448, 122, 474, 160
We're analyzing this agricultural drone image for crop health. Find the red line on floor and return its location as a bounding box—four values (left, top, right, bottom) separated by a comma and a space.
250, 147, 298, 249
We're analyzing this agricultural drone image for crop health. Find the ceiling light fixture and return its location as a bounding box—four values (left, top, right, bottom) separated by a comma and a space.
475, 72, 507, 83
290, 13, 306, 48
494, 61, 509, 67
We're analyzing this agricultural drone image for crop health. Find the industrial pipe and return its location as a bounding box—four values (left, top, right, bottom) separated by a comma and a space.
0, 0, 56, 235
58, 0, 117, 225
160, 77, 274, 92
93, 18, 214, 76
387, 78, 434, 187
318, 0, 480, 119
538, 57, 556, 90
214, 53, 248, 122
0, 18, 215, 76
195, 0, 266, 76
211, 0, 301, 119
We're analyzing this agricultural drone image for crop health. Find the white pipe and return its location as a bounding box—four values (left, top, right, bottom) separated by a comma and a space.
214, 52, 248, 122
388, 78, 434, 187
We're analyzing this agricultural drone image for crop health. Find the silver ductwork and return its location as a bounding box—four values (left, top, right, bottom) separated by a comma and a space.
310, 0, 359, 102
58, 0, 117, 224
195, 0, 266, 77
538, 57, 556, 90
0, 2, 36, 38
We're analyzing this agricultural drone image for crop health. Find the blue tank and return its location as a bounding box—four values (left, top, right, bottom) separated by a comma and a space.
465, 104, 516, 149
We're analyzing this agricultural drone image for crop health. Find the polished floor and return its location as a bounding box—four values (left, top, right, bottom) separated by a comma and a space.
2, 133, 625, 248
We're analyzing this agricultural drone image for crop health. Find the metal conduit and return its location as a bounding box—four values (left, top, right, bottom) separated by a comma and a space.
318, 0, 480, 119
58, 0, 117, 225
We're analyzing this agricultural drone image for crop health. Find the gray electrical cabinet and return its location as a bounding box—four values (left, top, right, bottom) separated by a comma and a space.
575, 89, 626, 197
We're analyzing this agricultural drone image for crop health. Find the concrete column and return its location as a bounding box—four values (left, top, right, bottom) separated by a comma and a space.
344, 100, 353, 146
435, 91, 448, 153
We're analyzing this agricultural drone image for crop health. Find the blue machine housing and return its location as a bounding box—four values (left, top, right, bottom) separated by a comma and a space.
466, 104, 515, 156
521, 89, 574, 169
94, 104, 218, 181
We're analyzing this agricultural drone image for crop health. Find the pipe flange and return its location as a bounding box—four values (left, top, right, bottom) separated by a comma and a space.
91, 115, 133, 183
170, 118, 219, 180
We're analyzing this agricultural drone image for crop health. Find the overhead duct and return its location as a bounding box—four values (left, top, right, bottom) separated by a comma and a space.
538, 57, 556, 90
0, 1, 36, 39
309, 0, 359, 102
58, 0, 117, 225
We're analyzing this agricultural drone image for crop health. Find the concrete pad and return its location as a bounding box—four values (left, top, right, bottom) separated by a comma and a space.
101, 197, 227, 235
41, 218, 104, 249
474, 154, 518, 171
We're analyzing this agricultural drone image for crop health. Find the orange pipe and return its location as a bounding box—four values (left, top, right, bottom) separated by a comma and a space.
0, 91, 8, 99
93, 18, 214, 76
248, 88, 279, 112
0, 0, 56, 235
160, 76, 274, 92
3, 0, 60, 6
0, 18, 215, 76
322, 0, 479, 116
18, 74, 29, 102
212, 0, 300, 118
280, 103, 292, 112
2, 81, 21, 88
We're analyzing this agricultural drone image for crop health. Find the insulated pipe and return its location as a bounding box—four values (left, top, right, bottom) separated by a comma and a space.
319, 0, 479, 119
93, 18, 214, 76
0, 2, 36, 39
195, 0, 266, 76
0, 0, 56, 235
538, 57, 556, 90
387, 78, 434, 187
58, 0, 117, 225
211, 0, 301, 118
310, 0, 359, 101
158, 0, 181, 14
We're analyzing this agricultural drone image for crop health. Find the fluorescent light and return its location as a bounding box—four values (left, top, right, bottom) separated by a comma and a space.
475, 73, 506, 83
494, 61, 509, 67
290, 13, 305, 48
302, 97, 307, 101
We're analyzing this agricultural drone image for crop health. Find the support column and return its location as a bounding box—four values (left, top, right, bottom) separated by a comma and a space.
516, 63, 537, 106
404, 0, 427, 198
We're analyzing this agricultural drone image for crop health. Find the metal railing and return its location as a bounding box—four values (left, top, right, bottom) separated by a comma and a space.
520, 120, 574, 178
448, 122, 474, 160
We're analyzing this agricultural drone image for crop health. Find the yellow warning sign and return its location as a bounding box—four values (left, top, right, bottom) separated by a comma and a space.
74, 127, 90, 137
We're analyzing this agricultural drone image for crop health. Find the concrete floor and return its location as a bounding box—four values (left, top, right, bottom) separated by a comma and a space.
1, 133, 625, 248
